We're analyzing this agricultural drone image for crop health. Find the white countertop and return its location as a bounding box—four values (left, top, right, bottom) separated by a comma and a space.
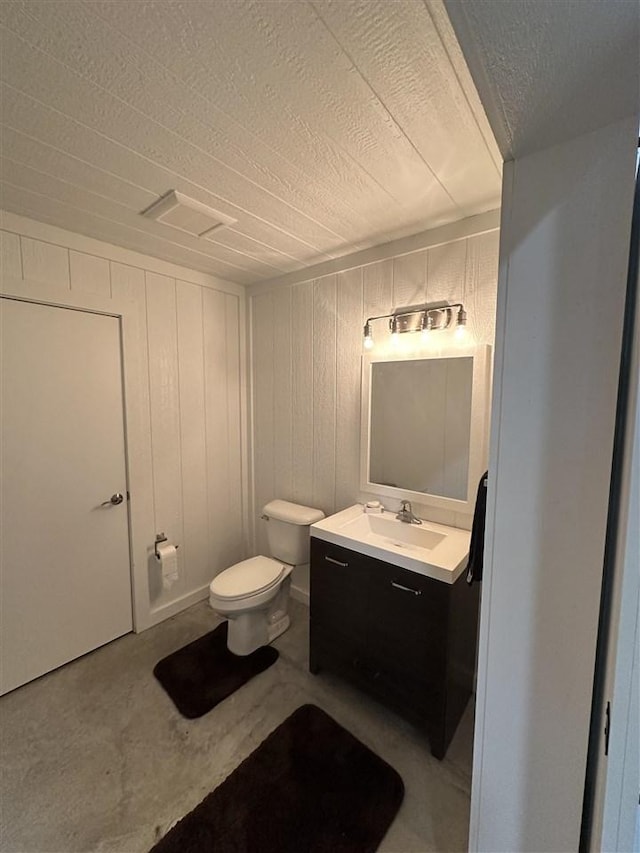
311, 503, 471, 584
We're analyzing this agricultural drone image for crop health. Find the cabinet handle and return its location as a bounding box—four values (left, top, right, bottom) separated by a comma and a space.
325, 555, 348, 567
391, 581, 422, 596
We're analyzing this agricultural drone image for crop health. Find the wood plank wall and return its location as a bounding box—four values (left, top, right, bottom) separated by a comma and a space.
1, 219, 245, 626
251, 231, 499, 558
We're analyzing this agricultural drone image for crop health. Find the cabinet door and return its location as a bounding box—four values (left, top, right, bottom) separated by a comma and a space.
366, 559, 449, 691
310, 539, 369, 666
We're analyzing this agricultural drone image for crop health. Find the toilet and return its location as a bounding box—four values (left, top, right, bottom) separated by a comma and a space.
209, 499, 324, 656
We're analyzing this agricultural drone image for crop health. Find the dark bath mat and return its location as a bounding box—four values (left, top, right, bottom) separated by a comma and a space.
153, 622, 278, 719
150, 703, 404, 853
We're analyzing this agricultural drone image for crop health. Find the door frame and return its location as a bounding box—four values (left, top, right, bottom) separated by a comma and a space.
0, 275, 156, 631
468, 118, 638, 852
581, 159, 640, 853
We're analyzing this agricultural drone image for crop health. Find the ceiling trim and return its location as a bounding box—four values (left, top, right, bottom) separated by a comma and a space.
247, 208, 501, 296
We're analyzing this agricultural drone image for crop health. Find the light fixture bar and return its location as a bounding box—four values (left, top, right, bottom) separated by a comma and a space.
362, 301, 466, 349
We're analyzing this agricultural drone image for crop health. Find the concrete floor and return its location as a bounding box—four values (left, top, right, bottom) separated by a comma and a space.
0, 599, 474, 853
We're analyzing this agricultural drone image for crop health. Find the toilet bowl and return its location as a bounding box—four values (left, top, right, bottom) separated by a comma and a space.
209, 499, 324, 656
209, 556, 293, 656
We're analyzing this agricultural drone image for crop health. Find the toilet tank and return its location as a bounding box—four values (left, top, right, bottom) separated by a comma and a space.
263, 499, 325, 565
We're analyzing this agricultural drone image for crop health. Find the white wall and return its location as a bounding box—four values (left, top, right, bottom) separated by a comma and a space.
470, 116, 638, 852
249, 213, 499, 596
0, 211, 248, 631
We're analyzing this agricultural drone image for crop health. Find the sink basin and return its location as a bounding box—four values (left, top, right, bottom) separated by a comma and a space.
359, 513, 446, 550
311, 504, 471, 584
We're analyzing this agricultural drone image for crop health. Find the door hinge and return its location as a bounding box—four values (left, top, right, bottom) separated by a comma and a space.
604, 700, 611, 756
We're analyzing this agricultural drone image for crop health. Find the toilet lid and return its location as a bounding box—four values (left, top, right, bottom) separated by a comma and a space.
209, 556, 285, 600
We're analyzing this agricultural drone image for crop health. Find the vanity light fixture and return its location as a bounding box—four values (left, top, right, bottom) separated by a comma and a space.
362, 301, 467, 349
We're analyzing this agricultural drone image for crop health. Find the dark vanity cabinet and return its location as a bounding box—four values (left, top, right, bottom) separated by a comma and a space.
309, 536, 480, 759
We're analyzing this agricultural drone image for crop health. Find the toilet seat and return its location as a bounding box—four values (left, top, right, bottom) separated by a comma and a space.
209, 556, 286, 601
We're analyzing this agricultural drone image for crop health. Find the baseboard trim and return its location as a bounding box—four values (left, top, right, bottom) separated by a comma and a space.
290, 585, 309, 606
145, 584, 210, 630
144, 581, 308, 632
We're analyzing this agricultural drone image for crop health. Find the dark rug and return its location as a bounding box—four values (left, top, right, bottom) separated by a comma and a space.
150, 704, 404, 853
153, 622, 279, 719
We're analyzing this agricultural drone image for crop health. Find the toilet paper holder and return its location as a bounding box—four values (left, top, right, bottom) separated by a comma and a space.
155, 533, 179, 559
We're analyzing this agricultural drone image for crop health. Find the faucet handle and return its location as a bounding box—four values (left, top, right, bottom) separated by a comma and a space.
397, 499, 422, 525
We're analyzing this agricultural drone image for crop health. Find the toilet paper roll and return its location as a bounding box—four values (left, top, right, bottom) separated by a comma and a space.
156, 542, 178, 590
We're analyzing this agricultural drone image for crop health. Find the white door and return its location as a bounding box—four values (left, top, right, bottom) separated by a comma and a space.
0, 298, 133, 695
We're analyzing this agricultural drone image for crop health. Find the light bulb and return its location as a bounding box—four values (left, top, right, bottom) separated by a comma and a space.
455, 306, 467, 340
363, 321, 374, 350
421, 314, 433, 342
390, 316, 400, 347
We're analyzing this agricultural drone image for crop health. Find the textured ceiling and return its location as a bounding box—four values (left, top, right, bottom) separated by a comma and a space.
0, 0, 501, 285
445, 0, 640, 160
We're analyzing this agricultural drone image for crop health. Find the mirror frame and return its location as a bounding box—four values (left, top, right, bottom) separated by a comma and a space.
360, 344, 491, 514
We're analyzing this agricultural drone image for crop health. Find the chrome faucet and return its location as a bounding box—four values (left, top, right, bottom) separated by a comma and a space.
396, 500, 422, 525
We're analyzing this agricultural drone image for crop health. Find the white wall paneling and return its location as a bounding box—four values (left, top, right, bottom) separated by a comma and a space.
0, 211, 247, 631
252, 291, 275, 558
2, 211, 241, 290
203, 288, 245, 576
427, 238, 467, 305
291, 282, 315, 506
146, 272, 185, 605
273, 287, 293, 504
250, 217, 499, 598
312, 275, 338, 515
466, 231, 502, 345
393, 250, 426, 308
363, 258, 393, 324
250, 208, 501, 295
0, 229, 21, 278
69, 250, 111, 298
224, 292, 245, 564
176, 281, 209, 607
335, 268, 364, 512
20, 234, 69, 289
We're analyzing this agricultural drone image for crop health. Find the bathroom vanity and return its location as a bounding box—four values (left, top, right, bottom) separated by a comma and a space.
308, 346, 488, 758
309, 505, 480, 760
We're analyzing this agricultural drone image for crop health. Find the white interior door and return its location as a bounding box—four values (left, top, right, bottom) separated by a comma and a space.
0, 298, 133, 695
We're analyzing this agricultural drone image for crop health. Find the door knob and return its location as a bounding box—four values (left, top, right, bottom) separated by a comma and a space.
101, 493, 124, 506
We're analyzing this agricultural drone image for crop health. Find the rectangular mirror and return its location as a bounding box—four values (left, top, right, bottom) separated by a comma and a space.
361, 346, 490, 513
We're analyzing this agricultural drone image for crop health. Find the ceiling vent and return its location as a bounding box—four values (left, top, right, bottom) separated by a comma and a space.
142, 190, 237, 237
